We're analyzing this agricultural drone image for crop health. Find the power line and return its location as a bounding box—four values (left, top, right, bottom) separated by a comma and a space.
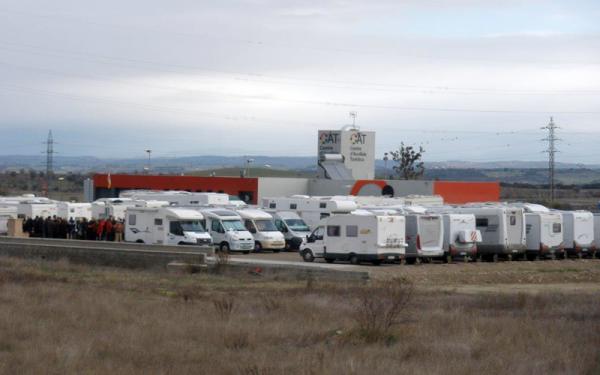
542, 117, 560, 202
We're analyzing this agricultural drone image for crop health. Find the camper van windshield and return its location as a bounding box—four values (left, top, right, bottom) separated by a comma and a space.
255, 219, 277, 232
222, 220, 246, 231
285, 219, 310, 232
178, 220, 206, 233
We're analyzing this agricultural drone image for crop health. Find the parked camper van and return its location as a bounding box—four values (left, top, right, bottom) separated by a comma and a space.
594, 213, 600, 259
17, 201, 58, 219
125, 207, 212, 246
560, 211, 595, 258
92, 198, 141, 220
236, 209, 285, 252
199, 209, 255, 253
403, 207, 444, 263
121, 190, 230, 207
300, 214, 406, 265
455, 205, 527, 261
272, 211, 312, 250
261, 196, 357, 229
436, 212, 480, 261
57, 202, 92, 220
524, 212, 564, 260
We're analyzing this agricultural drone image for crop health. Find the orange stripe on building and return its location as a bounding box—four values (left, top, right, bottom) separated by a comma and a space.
433, 181, 500, 204
350, 180, 388, 196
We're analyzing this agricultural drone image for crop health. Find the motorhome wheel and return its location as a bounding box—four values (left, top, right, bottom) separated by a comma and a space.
349, 254, 359, 265
254, 242, 262, 252
302, 250, 314, 263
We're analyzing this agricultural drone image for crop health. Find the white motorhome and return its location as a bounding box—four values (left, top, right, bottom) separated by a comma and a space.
261, 196, 357, 229
272, 211, 312, 250
559, 211, 595, 258
403, 207, 444, 263
17, 201, 58, 219
125, 207, 212, 246
236, 209, 285, 252
455, 205, 527, 261
120, 190, 230, 206
426, 209, 480, 261
524, 212, 564, 260
57, 202, 92, 220
92, 198, 142, 220
300, 214, 406, 265
0, 205, 18, 235
199, 209, 255, 253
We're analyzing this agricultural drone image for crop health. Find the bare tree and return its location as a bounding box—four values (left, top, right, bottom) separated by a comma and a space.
389, 143, 425, 180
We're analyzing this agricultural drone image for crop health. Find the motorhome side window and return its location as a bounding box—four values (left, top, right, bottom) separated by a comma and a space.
553, 223, 562, 233
154, 218, 163, 226
320, 213, 330, 219
476, 218, 488, 227
346, 225, 358, 237
290, 203, 297, 209
269, 203, 276, 209
509, 216, 516, 226
128, 215, 136, 226
319, 202, 327, 209
327, 226, 341, 237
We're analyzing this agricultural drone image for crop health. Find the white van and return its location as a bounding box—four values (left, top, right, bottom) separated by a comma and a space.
199, 209, 255, 253
455, 205, 527, 261
440, 213, 480, 261
560, 211, 595, 258
92, 198, 141, 220
300, 214, 406, 265
125, 207, 212, 246
57, 202, 92, 220
236, 209, 285, 252
524, 212, 565, 260
17, 201, 58, 219
272, 211, 312, 251
261, 196, 357, 229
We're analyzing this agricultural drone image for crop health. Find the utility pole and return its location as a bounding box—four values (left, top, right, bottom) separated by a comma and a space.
542, 117, 560, 203
42, 130, 55, 197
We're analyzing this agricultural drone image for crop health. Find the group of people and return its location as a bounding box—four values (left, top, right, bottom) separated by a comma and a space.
22, 216, 125, 241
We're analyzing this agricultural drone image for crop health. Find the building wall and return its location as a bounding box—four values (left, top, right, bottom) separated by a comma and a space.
317, 129, 376, 180
257, 177, 310, 201
433, 181, 500, 204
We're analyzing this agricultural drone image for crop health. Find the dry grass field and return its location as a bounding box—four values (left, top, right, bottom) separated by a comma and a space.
0, 257, 599, 375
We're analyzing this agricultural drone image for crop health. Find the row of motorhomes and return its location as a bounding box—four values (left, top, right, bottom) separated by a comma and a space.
1, 192, 598, 266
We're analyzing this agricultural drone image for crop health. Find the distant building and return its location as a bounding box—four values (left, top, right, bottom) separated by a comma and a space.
317, 127, 375, 180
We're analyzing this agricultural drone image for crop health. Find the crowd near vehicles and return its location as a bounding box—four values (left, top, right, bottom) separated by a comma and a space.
199, 208, 255, 253
3, 192, 600, 265
125, 207, 213, 246
237, 209, 285, 252
300, 213, 406, 265
272, 211, 312, 250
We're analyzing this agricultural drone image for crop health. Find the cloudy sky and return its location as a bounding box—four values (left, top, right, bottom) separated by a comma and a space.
1, 0, 599, 163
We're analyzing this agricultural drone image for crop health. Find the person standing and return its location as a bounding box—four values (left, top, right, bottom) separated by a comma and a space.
114, 219, 124, 242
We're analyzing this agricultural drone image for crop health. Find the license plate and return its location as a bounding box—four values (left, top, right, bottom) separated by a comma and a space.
512, 250, 518, 253
387, 256, 395, 260
241, 244, 253, 249
460, 252, 466, 256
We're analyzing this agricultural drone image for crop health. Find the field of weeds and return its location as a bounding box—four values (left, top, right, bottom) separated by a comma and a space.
0, 257, 599, 374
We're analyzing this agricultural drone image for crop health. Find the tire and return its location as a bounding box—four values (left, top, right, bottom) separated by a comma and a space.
526, 253, 537, 261
219, 242, 230, 253
302, 249, 315, 263
371, 260, 381, 266
254, 242, 262, 253
349, 254, 359, 265
135, 239, 144, 244
492, 254, 499, 263
325, 258, 335, 264
405, 257, 416, 265
285, 241, 291, 251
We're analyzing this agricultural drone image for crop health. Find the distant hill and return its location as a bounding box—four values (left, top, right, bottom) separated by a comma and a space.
1, 154, 598, 173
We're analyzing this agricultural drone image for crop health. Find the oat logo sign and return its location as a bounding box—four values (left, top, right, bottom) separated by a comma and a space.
320, 132, 339, 145
350, 132, 366, 145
